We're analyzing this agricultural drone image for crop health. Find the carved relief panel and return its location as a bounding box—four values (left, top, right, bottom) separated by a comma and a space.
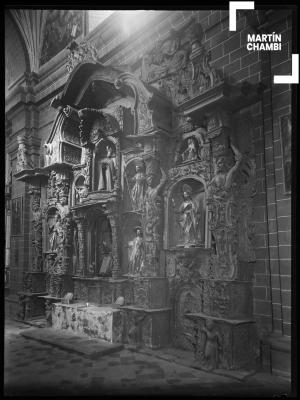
140, 17, 221, 106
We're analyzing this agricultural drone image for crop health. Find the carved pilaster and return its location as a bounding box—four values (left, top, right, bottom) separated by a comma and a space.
28, 185, 43, 272
74, 216, 87, 276
105, 203, 121, 279
61, 212, 74, 275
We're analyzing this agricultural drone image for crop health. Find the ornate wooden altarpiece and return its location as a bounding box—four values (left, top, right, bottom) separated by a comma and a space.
14, 17, 265, 370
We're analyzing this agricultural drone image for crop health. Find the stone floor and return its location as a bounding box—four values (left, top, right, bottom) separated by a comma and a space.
4, 318, 292, 397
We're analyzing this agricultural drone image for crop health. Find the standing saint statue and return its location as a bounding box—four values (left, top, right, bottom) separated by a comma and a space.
128, 227, 145, 275
177, 184, 200, 247
49, 213, 61, 252
98, 145, 116, 191
130, 160, 147, 210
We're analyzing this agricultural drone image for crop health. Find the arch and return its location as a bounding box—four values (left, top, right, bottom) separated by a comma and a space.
84, 209, 112, 277
173, 283, 202, 350
61, 62, 127, 108
5, 11, 30, 93
164, 174, 207, 197
73, 175, 86, 205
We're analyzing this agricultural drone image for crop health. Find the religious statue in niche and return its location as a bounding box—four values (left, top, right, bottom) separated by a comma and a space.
198, 319, 222, 371
181, 137, 199, 162
74, 176, 88, 204
128, 227, 145, 275
98, 240, 113, 277
97, 144, 116, 191
49, 212, 62, 252
175, 184, 201, 248
129, 160, 147, 211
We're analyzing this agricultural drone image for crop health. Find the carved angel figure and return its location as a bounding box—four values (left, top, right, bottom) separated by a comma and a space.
98, 145, 116, 191
144, 166, 166, 237
208, 143, 244, 200
128, 227, 145, 275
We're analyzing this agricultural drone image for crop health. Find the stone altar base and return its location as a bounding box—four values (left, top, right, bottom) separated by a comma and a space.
46, 274, 73, 299
73, 277, 130, 305
51, 303, 124, 343
24, 272, 46, 292
121, 306, 171, 349
16, 291, 48, 320
129, 276, 169, 309
186, 313, 259, 370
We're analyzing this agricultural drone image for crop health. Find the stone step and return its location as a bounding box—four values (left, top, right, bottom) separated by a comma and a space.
21, 327, 123, 359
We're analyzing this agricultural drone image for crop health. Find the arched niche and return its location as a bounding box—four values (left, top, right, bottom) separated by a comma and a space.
93, 137, 117, 192
123, 157, 146, 212
85, 210, 112, 277
121, 212, 143, 275
73, 175, 87, 205
165, 177, 207, 249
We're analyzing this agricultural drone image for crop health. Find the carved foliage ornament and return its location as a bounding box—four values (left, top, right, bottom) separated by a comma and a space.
66, 39, 100, 74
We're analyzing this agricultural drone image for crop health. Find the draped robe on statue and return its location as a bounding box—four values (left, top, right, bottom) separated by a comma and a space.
128, 234, 145, 275
98, 157, 116, 191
